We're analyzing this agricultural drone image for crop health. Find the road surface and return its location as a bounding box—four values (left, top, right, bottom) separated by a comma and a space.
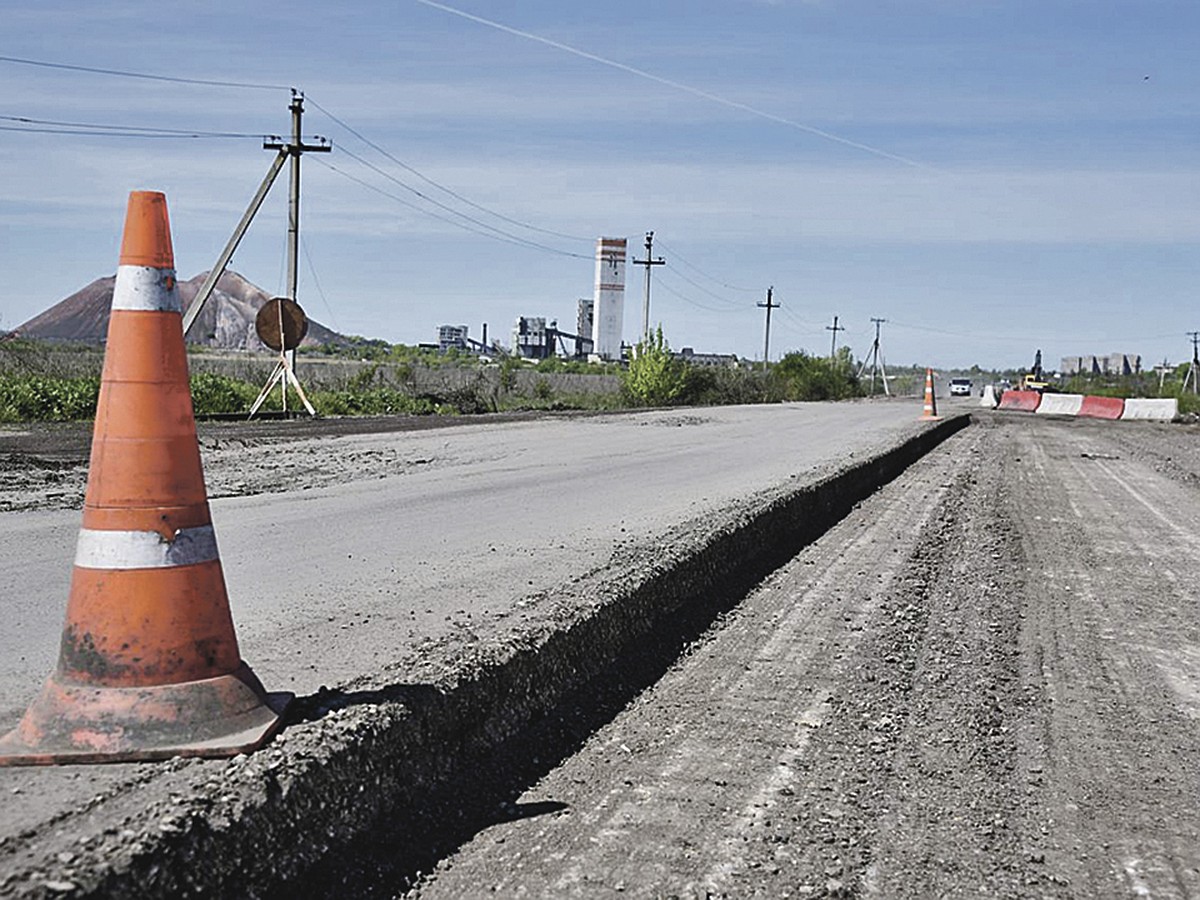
0, 400, 934, 845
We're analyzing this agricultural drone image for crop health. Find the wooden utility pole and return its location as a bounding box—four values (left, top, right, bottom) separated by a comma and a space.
758, 287, 779, 371
632, 231, 665, 343
826, 315, 844, 363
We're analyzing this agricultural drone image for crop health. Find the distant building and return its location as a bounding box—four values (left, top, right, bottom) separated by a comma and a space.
590, 237, 627, 361
438, 324, 469, 352
1060, 353, 1141, 376
512, 316, 553, 360
576, 299, 595, 358
674, 347, 740, 368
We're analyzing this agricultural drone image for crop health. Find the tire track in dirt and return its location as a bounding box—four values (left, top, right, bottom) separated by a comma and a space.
412, 425, 1005, 897
1005, 418, 1200, 899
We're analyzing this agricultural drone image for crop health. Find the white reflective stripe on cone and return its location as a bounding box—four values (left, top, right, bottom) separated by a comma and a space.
74, 525, 219, 570
111, 265, 180, 313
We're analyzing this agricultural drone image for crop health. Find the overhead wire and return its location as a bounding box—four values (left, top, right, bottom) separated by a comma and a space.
329, 144, 592, 259
0, 124, 263, 139
0, 54, 289, 91
652, 277, 737, 313
300, 233, 340, 334
311, 155, 590, 258
307, 96, 591, 244
652, 238, 760, 294
0, 113, 269, 139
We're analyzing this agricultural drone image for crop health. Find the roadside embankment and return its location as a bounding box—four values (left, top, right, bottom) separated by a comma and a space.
0, 414, 968, 899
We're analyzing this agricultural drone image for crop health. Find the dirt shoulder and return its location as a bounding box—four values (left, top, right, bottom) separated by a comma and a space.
411, 414, 1200, 899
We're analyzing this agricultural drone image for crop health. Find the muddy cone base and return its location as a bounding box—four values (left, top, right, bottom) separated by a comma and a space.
0, 663, 291, 766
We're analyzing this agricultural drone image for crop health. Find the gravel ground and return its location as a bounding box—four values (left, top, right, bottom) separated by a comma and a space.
408, 414, 1200, 899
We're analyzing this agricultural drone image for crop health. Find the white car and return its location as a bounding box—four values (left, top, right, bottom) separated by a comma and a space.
949, 378, 973, 397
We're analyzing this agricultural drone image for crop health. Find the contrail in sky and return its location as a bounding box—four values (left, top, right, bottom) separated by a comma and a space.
413, 0, 931, 170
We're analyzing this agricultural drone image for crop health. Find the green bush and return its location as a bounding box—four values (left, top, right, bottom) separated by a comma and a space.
771, 349, 862, 401
189, 373, 260, 415
0, 374, 100, 422
622, 328, 689, 407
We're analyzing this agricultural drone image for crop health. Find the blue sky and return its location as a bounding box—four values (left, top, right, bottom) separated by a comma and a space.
1, 0, 1197, 369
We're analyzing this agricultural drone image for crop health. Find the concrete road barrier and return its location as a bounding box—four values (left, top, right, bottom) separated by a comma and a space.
1079, 395, 1125, 419
997, 390, 1042, 412
1121, 398, 1178, 421
980, 385, 998, 408
1035, 393, 1084, 417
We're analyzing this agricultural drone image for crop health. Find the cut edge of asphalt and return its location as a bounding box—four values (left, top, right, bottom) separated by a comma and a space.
0, 414, 970, 900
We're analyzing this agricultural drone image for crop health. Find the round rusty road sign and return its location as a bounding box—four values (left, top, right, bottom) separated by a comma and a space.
255, 297, 309, 352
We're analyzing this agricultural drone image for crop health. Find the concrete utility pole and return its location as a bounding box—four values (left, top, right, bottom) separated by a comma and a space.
1185, 331, 1200, 395
183, 92, 331, 340
826, 315, 844, 363
265, 91, 331, 376
758, 286, 779, 371
632, 231, 666, 343
858, 317, 890, 396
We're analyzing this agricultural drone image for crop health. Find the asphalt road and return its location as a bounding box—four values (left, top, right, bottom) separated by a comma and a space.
0, 399, 941, 843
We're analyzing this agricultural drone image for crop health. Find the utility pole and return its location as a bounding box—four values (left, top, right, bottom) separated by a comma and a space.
264, 91, 331, 389
758, 287, 779, 371
858, 317, 890, 396
1185, 331, 1200, 395
182, 92, 331, 342
826, 315, 844, 364
632, 231, 666, 344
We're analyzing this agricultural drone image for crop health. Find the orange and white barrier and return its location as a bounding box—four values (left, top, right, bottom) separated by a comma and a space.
0, 192, 288, 766
1035, 393, 1084, 416
1121, 398, 1178, 421
997, 389, 1042, 412
1078, 395, 1124, 420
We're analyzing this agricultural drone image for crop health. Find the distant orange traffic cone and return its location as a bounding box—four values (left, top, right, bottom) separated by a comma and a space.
0, 192, 289, 765
920, 367, 942, 421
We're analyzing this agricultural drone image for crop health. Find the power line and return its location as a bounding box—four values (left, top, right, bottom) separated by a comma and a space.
0, 113, 268, 139
0, 54, 289, 91
0, 124, 261, 139
658, 264, 744, 308
313, 155, 590, 259
332, 144, 592, 259
307, 95, 591, 244
652, 239, 759, 293
653, 276, 734, 312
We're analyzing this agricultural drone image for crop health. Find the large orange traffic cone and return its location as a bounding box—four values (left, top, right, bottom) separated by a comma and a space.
0, 192, 289, 765
920, 367, 942, 421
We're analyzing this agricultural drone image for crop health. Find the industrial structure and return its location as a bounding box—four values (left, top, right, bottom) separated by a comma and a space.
1060, 354, 1142, 376
590, 237, 627, 362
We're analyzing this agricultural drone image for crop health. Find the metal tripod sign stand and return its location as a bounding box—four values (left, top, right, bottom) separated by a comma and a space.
249, 297, 315, 418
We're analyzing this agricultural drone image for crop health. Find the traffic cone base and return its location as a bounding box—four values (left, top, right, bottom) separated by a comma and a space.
0, 664, 290, 766
0, 191, 287, 766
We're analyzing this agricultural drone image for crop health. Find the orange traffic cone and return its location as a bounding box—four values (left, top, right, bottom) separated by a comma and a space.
920, 367, 942, 421
0, 192, 289, 765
